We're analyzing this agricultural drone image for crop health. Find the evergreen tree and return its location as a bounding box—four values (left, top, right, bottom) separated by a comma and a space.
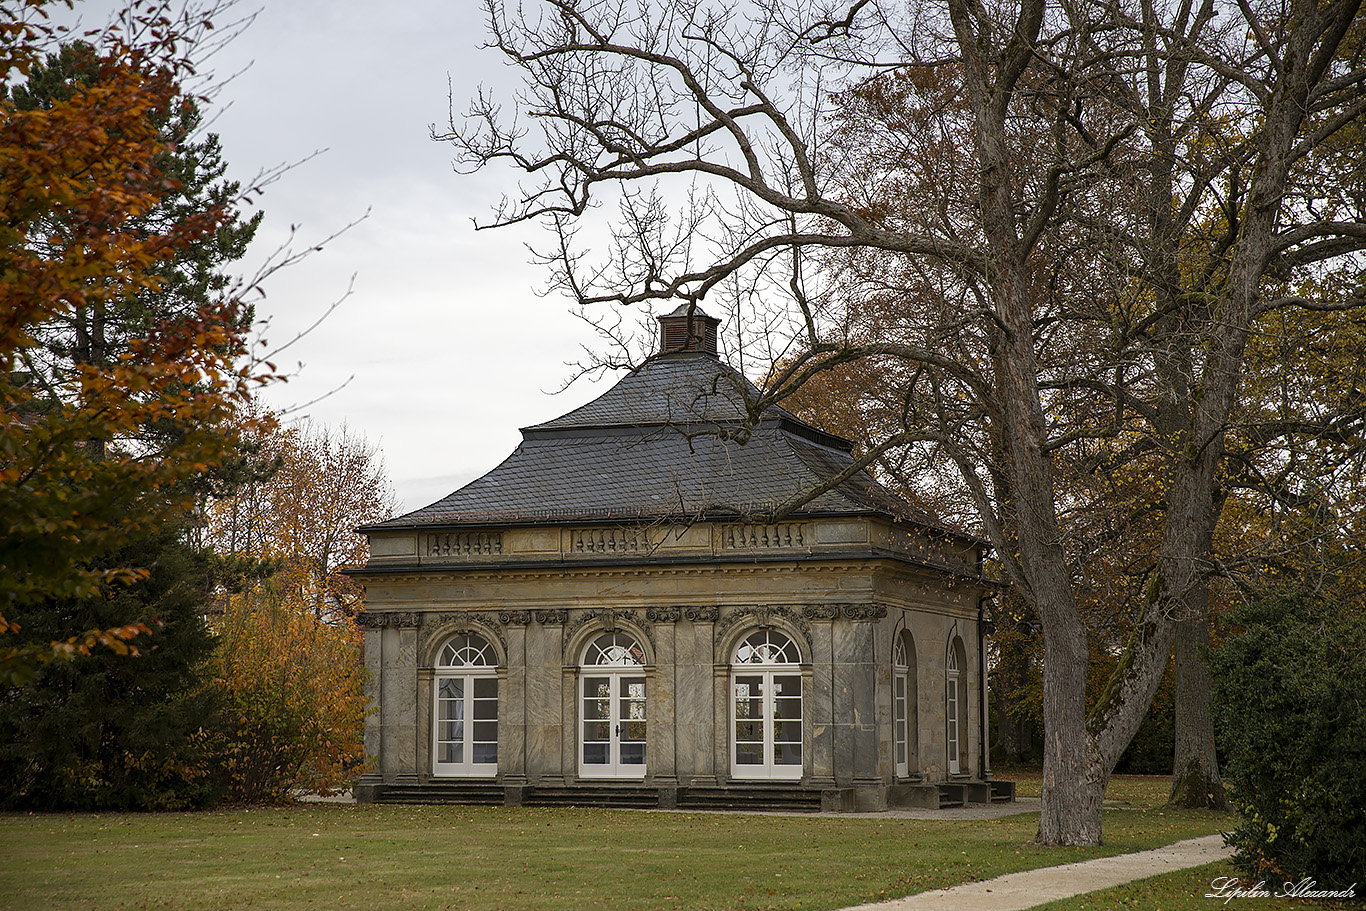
0, 524, 221, 809
1, 31, 263, 806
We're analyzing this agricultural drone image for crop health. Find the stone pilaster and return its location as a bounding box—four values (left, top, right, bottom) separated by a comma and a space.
381, 617, 420, 784
502, 620, 528, 784
805, 611, 836, 787
355, 625, 385, 799
647, 616, 678, 785
526, 612, 565, 784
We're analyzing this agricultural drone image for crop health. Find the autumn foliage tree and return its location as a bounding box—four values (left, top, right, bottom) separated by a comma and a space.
0, 3, 268, 681
199, 415, 392, 800
0, 1, 277, 808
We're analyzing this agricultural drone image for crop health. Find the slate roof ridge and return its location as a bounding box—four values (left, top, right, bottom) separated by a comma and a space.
522, 350, 836, 441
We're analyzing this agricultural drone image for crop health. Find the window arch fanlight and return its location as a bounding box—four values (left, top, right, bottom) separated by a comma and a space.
731, 628, 803, 780
582, 631, 647, 667
734, 628, 802, 665
946, 635, 966, 775
432, 634, 499, 778
579, 631, 647, 779
438, 634, 499, 668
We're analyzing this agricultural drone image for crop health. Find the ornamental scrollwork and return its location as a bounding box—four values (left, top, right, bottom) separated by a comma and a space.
683, 606, 719, 622
535, 609, 568, 625
564, 609, 653, 651
421, 612, 506, 655
358, 610, 423, 630
841, 602, 888, 621
801, 605, 840, 621
716, 606, 812, 650
646, 607, 681, 623
498, 610, 532, 626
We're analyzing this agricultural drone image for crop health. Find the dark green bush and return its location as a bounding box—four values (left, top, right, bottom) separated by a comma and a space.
1210, 592, 1366, 892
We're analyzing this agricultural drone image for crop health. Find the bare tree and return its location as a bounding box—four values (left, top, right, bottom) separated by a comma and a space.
444, 0, 1366, 845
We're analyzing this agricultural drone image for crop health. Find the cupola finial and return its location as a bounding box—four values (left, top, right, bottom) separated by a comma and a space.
657, 303, 720, 357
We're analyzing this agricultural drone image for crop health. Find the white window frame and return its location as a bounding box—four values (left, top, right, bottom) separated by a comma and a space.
894, 638, 911, 779
946, 638, 963, 775
432, 635, 499, 778
578, 632, 648, 779
730, 629, 804, 781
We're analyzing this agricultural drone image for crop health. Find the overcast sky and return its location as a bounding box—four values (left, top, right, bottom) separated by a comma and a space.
66, 0, 631, 514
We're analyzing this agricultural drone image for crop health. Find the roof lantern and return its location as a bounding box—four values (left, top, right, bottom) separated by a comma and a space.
657, 303, 720, 357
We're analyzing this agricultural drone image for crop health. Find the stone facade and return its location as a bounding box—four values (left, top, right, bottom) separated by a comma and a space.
352, 306, 1003, 810
353, 514, 997, 810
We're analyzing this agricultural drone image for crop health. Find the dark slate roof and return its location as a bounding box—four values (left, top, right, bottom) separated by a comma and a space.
374, 352, 954, 533
525, 352, 798, 432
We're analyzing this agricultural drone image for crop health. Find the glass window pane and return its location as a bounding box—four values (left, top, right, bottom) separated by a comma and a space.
624, 720, 646, 741
734, 743, 762, 765
583, 743, 608, 764
472, 743, 497, 764
473, 699, 497, 720
620, 743, 645, 765
473, 677, 497, 698
733, 721, 761, 742
439, 678, 464, 699
775, 741, 802, 765
775, 720, 802, 743
472, 720, 497, 741
583, 699, 609, 721
773, 697, 801, 720
584, 721, 611, 742
774, 675, 801, 696
440, 743, 462, 763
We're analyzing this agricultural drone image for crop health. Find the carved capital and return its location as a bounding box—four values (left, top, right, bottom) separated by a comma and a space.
683, 606, 719, 622
390, 611, 422, 628
498, 610, 532, 626
646, 607, 681, 623
801, 605, 840, 621
535, 609, 568, 625
840, 602, 888, 621
357, 612, 387, 629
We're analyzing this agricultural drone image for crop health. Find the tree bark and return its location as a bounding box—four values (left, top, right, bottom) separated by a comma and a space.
1169, 609, 1227, 808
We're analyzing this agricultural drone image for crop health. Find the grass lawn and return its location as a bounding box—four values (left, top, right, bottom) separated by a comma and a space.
0, 776, 1231, 911
1032, 859, 1360, 911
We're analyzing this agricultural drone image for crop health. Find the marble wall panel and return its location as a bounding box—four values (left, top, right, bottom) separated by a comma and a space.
808, 619, 836, 785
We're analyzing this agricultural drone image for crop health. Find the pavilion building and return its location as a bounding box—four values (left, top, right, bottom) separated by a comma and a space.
351, 306, 1010, 810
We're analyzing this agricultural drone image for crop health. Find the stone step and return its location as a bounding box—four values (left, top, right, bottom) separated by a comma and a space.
937, 783, 967, 808
990, 780, 1017, 802
678, 786, 823, 813
375, 783, 505, 806
523, 786, 659, 809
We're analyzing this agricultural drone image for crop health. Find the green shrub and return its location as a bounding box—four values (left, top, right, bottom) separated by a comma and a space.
1210, 592, 1366, 891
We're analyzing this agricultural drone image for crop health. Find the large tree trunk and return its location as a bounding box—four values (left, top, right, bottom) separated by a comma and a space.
1169, 609, 1227, 808
1038, 612, 1106, 845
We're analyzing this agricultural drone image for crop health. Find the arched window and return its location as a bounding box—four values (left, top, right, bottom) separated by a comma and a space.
946, 636, 966, 775
731, 629, 803, 780
579, 632, 647, 778
893, 635, 917, 779
432, 634, 498, 777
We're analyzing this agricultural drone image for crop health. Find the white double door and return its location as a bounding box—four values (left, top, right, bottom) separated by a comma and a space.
433, 672, 498, 777
580, 673, 646, 778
